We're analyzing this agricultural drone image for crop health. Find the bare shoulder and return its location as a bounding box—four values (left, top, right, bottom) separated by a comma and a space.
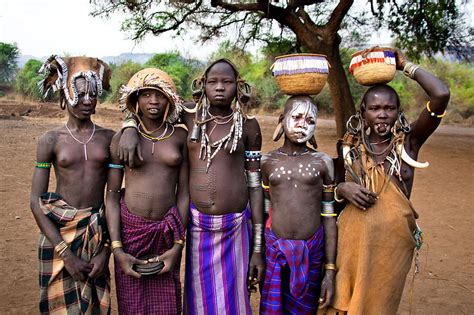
243, 117, 262, 150
243, 116, 261, 131
38, 127, 62, 146
181, 102, 196, 127
173, 125, 188, 143
310, 150, 332, 163
309, 149, 335, 180
36, 128, 62, 160
261, 149, 279, 170
95, 124, 115, 142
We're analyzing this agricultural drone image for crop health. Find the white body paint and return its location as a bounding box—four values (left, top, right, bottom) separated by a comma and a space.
283, 100, 317, 143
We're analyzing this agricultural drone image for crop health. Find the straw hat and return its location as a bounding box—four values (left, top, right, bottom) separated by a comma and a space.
119, 68, 183, 124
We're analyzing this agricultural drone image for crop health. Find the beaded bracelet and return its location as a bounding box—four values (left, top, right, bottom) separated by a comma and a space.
35, 161, 52, 169
108, 163, 124, 169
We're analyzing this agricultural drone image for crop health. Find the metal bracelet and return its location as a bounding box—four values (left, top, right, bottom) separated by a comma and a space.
253, 223, 263, 253
246, 170, 261, 188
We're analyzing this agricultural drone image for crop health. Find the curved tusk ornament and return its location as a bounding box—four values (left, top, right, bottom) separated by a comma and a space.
342, 144, 352, 166
397, 143, 429, 169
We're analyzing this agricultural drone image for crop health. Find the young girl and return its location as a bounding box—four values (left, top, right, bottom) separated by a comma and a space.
30, 55, 113, 314
106, 68, 189, 314
118, 59, 265, 314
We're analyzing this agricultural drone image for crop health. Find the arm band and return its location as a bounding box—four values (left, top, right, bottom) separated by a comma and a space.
334, 186, 345, 203
264, 197, 271, 215
35, 162, 51, 169
252, 223, 263, 253
321, 200, 336, 216
323, 184, 336, 193
426, 101, 446, 118
108, 163, 124, 169
245, 170, 261, 188
245, 150, 262, 162
122, 119, 138, 131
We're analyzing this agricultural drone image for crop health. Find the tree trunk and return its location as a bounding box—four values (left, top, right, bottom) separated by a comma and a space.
323, 41, 356, 137
303, 33, 356, 138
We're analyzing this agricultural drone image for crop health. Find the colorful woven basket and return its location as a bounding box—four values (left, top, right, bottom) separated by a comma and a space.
349, 47, 396, 86
271, 54, 329, 95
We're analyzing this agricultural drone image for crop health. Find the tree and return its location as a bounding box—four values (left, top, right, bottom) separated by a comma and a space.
91, 0, 471, 136
0, 42, 20, 86
15, 59, 43, 100
145, 52, 203, 100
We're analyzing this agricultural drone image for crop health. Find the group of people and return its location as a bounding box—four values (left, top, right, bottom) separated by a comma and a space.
30, 48, 449, 314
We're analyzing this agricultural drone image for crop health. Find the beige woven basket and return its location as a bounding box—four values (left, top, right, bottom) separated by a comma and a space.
272, 54, 329, 95
350, 47, 396, 86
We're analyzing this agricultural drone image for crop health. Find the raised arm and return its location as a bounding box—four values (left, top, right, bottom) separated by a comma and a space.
244, 118, 265, 287
394, 49, 450, 149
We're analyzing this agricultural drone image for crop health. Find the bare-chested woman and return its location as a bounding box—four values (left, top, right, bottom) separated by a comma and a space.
106, 68, 189, 314
119, 59, 265, 314
30, 56, 113, 314
260, 96, 337, 314
322, 48, 450, 315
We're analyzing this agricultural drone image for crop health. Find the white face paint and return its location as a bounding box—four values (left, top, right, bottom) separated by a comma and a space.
283, 100, 317, 143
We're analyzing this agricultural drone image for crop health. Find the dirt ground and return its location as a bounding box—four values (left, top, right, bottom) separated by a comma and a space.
0, 98, 473, 314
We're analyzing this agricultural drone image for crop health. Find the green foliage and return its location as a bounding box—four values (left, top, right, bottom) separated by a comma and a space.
106, 61, 143, 104
144, 52, 202, 100
0, 42, 20, 85
15, 59, 43, 100
376, 0, 472, 61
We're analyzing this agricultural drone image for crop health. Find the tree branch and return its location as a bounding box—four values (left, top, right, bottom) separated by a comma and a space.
326, 0, 354, 35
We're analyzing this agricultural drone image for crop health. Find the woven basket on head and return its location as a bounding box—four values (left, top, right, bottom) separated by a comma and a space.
271, 53, 329, 95
349, 47, 396, 86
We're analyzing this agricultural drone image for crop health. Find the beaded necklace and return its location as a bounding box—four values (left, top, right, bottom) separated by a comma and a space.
138, 123, 174, 155
65, 123, 96, 161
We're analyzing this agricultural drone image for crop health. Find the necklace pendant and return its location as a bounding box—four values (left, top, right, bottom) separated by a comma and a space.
152, 142, 155, 155
84, 144, 88, 160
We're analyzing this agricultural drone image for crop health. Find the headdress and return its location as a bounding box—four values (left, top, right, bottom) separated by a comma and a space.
119, 68, 184, 126
38, 55, 111, 109
190, 59, 253, 171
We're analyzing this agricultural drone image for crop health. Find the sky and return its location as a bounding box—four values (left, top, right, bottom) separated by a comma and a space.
2, 0, 472, 61
0, 0, 221, 60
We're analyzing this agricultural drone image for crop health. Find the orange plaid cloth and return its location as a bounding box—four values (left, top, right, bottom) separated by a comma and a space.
38, 192, 110, 314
